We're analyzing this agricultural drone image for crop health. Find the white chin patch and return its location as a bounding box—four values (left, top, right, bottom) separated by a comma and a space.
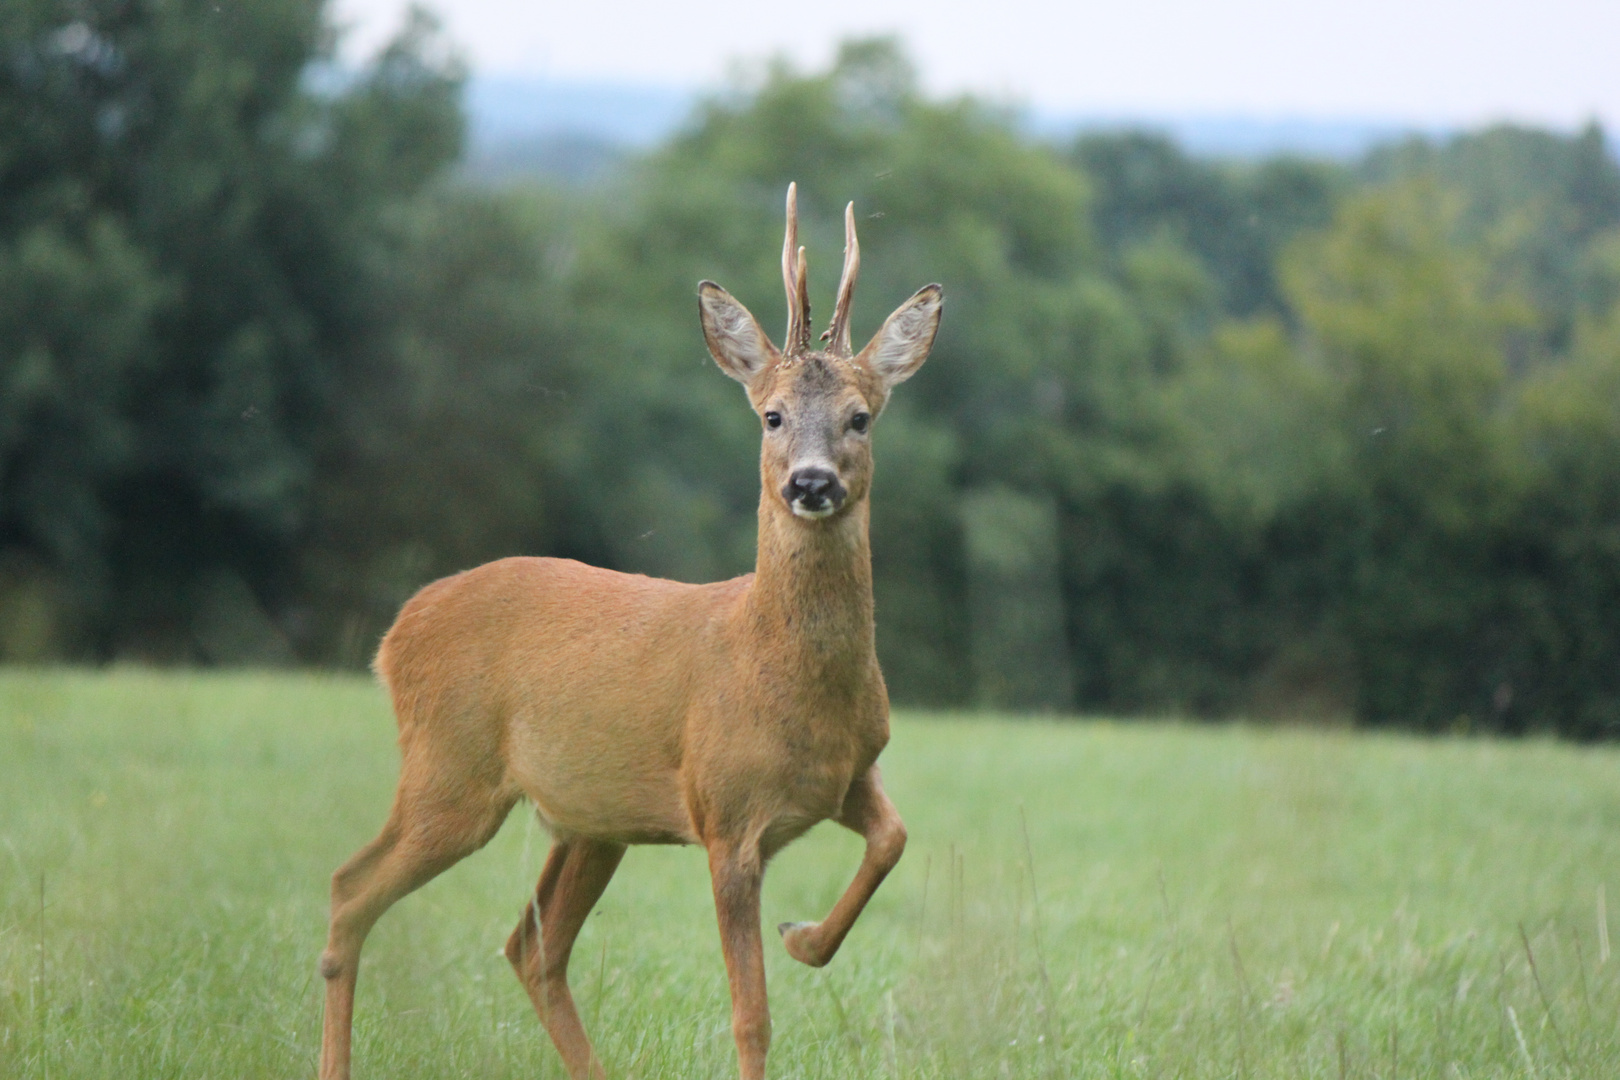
791, 501, 837, 520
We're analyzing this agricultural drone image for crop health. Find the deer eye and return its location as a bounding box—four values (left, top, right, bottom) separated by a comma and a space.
764, 411, 783, 430
851, 412, 870, 433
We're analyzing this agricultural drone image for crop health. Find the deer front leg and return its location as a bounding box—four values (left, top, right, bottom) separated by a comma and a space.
709, 841, 771, 1080
779, 766, 906, 967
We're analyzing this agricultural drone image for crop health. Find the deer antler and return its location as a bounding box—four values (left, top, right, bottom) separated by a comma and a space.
783, 184, 813, 355
823, 202, 860, 356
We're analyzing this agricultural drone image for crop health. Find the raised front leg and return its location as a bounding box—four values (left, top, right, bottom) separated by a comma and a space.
709, 841, 770, 1080
778, 766, 906, 967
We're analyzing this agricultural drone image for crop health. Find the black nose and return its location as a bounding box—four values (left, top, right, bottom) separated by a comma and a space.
782, 467, 845, 507
794, 471, 832, 497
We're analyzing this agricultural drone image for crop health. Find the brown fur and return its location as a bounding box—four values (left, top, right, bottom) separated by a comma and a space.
317, 185, 943, 1080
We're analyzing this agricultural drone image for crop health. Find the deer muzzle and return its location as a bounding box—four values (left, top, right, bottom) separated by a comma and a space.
782, 466, 846, 519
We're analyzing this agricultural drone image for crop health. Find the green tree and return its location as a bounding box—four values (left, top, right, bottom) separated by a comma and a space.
1507, 230, 1620, 735
296, 186, 581, 663
1363, 123, 1620, 353
1072, 131, 1343, 315
1277, 181, 1533, 728
0, 0, 463, 659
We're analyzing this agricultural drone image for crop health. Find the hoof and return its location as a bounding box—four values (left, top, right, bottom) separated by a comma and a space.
778, 921, 828, 967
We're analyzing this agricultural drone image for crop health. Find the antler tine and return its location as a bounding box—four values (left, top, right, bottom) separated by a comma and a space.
824, 201, 861, 355
782, 183, 811, 354
782, 183, 798, 336
793, 246, 811, 353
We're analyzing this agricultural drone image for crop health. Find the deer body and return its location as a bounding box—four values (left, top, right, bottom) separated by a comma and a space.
319, 185, 941, 1080
377, 528, 887, 851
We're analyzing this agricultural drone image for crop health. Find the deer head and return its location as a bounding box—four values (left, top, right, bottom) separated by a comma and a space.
698, 184, 943, 521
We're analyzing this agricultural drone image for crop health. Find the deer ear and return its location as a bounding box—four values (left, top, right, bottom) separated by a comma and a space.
858, 284, 942, 388
699, 281, 779, 386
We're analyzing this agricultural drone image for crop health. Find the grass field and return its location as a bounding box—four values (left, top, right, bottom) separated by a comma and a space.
2, 669, 1619, 1078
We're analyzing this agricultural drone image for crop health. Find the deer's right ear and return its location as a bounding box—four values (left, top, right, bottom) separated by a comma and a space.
699, 281, 779, 387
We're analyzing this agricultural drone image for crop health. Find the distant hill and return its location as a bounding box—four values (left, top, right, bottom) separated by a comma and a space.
462, 76, 685, 181
460, 75, 1456, 182
1040, 114, 1450, 160
464, 76, 692, 145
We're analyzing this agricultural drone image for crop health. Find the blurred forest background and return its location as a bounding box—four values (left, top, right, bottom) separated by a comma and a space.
3, 1, 1619, 737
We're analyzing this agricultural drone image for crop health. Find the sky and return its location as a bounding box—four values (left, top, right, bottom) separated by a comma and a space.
330, 0, 1620, 130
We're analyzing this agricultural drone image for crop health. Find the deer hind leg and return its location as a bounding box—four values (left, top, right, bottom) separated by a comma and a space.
318, 775, 516, 1080
506, 837, 626, 1080
779, 766, 906, 968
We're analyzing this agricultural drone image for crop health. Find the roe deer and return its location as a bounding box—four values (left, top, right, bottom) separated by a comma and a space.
317, 183, 943, 1080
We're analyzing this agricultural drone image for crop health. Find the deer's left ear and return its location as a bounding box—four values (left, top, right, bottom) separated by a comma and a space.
858, 284, 942, 389
699, 281, 780, 387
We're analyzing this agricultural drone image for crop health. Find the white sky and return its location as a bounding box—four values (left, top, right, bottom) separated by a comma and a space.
331, 0, 1620, 129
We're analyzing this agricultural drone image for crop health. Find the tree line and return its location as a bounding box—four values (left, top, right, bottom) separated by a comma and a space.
3, 3, 1619, 736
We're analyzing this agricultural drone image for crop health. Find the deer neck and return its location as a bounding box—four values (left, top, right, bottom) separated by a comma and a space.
746, 493, 875, 669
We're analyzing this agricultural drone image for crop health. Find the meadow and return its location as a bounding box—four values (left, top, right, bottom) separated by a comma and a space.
1, 668, 1618, 1078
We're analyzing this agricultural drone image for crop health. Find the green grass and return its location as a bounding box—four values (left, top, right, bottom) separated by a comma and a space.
2, 669, 1619, 1078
